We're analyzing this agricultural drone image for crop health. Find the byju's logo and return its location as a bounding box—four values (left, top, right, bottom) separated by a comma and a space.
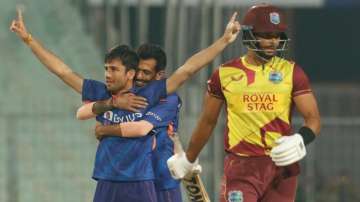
103, 111, 142, 123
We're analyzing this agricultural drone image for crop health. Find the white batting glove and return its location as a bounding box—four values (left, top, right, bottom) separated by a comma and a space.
167, 152, 201, 179
192, 164, 202, 174
270, 133, 306, 166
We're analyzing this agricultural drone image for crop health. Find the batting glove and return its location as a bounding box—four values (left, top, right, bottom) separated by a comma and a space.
270, 133, 306, 166
167, 151, 201, 179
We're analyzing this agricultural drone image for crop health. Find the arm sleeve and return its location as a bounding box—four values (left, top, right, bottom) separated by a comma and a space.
82, 79, 111, 102
144, 79, 167, 101
143, 94, 180, 128
207, 69, 225, 99
292, 65, 312, 97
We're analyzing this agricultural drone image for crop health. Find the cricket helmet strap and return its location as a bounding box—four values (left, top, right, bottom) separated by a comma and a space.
241, 4, 290, 60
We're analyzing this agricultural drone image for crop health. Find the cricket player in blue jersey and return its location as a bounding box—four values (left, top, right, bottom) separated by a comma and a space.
78, 44, 183, 202
11, 7, 241, 201
134, 45, 181, 202
106, 44, 183, 202
80, 61, 175, 201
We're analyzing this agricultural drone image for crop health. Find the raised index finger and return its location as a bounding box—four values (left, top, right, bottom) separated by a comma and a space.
16, 4, 25, 21
229, 12, 238, 23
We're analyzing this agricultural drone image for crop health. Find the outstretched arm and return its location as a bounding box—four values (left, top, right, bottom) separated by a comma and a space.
166, 12, 241, 94
10, 6, 83, 93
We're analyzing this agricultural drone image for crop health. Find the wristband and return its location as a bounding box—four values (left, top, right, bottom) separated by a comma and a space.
298, 126, 316, 145
23, 34, 33, 45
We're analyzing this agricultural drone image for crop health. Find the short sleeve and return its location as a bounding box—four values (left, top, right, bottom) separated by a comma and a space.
292, 65, 312, 97
82, 79, 111, 102
141, 79, 167, 103
207, 69, 225, 99
143, 94, 180, 128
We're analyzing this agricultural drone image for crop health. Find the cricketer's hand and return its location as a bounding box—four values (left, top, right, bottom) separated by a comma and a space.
270, 133, 306, 166
167, 152, 202, 179
10, 5, 30, 41
222, 12, 241, 44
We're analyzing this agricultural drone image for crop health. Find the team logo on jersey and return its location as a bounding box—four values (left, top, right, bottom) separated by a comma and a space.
104, 111, 114, 120
269, 71, 283, 84
228, 190, 243, 202
270, 12, 280, 25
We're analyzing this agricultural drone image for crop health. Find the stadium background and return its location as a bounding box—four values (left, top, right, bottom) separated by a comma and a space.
1, 0, 360, 201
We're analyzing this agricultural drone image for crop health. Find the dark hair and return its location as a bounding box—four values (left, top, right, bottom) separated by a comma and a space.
137, 43, 166, 72
104, 45, 139, 71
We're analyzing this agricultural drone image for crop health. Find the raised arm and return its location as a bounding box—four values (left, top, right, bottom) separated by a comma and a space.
10, 7, 83, 93
166, 12, 241, 94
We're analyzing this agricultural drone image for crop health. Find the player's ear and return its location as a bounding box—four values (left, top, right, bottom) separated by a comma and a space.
155, 70, 165, 80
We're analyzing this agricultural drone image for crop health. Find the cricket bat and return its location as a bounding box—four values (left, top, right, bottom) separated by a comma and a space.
169, 133, 211, 202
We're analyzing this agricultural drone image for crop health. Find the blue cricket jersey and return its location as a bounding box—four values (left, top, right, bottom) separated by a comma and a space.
82, 79, 171, 182
145, 94, 182, 190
